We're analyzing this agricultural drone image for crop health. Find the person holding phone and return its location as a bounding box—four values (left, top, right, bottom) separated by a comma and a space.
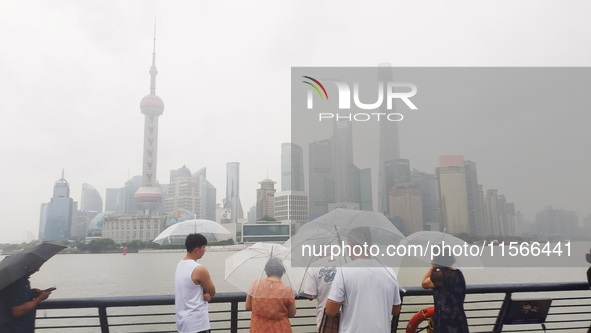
0, 265, 53, 332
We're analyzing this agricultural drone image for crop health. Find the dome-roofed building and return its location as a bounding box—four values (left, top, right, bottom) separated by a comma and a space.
165, 208, 195, 228
88, 211, 118, 237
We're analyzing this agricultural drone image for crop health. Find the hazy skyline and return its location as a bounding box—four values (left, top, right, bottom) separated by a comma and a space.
1, 1, 590, 243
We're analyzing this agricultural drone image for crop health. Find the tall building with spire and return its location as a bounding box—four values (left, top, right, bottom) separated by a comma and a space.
40, 171, 74, 241
377, 64, 401, 214
281, 143, 305, 192
134, 27, 165, 216
224, 162, 243, 223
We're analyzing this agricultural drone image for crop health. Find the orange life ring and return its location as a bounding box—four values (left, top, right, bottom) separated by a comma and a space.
406, 306, 435, 333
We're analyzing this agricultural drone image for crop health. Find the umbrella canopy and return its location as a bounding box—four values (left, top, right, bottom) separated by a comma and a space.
0, 242, 66, 291
153, 219, 233, 245
289, 209, 406, 269
225, 242, 305, 297
403, 231, 483, 268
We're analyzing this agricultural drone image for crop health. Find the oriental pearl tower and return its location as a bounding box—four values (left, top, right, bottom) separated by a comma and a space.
134, 29, 165, 215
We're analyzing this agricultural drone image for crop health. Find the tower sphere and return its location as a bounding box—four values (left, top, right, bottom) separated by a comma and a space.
134, 186, 163, 211
140, 94, 164, 116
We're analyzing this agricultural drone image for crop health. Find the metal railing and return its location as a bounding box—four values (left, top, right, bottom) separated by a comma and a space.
36, 282, 591, 332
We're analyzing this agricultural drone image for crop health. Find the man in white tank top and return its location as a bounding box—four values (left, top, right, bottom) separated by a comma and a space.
175, 233, 216, 333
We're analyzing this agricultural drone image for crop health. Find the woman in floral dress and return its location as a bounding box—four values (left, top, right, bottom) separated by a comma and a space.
245, 257, 296, 333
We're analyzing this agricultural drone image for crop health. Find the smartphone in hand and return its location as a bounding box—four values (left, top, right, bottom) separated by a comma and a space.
45, 287, 56, 292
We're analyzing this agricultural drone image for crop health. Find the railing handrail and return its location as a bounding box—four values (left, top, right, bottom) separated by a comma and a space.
36, 281, 591, 333
401, 281, 590, 296
39, 281, 590, 308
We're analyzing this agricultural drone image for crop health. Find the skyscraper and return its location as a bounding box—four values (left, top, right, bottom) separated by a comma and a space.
359, 168, 372, 211
308, 139, 335, 218
194, 168, 217, 221
464, 160, 485, 235
224, 162, 243, 223
412, 169, 440, 231
377, 64, 401, 214
134, 29, 165, 216
81, 183, 103, 213
484, 189, 500, 236
104, 188, 120, 212
165, 165, 199, 214
382, 158, 411, 214
40, 171, 74, 241
436, 155, 470, 234
281, 143, 305, 192
274, 190, 309, 233
388, 183, 423, 234
331, 121, 359, 205
256, 178, 277, 220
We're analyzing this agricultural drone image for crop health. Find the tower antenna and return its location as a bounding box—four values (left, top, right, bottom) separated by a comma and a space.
149, 18, 158, 95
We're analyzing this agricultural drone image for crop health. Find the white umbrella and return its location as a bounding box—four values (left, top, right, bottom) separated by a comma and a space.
288, 209, 405, 270
403, 231, 483, 268
153, 219, 233, 245
224, 242, 306, 297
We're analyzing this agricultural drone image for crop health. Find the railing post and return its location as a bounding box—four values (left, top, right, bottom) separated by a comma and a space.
230, 300, 239, 333
492, 292, 512, 333
98, 306, 109, 333
391, 293, 403, 332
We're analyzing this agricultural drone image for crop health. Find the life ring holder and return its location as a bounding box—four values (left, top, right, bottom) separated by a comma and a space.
406, 306, 435, 333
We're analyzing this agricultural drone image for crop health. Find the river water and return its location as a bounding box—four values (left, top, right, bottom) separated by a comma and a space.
1, 245, 590, 332
15, 246, 589, 299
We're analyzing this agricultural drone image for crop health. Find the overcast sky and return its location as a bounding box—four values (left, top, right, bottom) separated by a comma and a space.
1, 1, 590, 243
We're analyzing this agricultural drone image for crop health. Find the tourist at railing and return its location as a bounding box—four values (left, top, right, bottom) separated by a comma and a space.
245, 257, 296, 333
0, 265, 52, 333
175, 234, 216, 333
421, 249, 469, 333
302, 257, 337, 331
324, 228, 402, 333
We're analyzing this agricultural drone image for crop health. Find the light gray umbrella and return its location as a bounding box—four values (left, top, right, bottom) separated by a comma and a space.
289, 209, 406, 269
403, 231, 483, 268
153, 219, 233, 245
224, 242, 305, 297
0, 242, 66, 291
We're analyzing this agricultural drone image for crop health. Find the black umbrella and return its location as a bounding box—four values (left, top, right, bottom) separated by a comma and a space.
0, 242, 66, 291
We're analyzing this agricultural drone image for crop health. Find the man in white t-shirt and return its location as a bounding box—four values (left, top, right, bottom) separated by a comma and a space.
325, 228, 401, 333
303, 258, 338, 329
175, 233, 216, 333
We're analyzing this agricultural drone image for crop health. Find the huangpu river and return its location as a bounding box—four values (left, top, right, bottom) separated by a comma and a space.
0, 246, 588, 298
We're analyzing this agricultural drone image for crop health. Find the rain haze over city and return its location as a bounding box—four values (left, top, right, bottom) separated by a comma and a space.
1, 0, 591, 244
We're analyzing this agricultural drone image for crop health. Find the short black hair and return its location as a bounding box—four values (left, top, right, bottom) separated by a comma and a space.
185, 233, 207, 252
